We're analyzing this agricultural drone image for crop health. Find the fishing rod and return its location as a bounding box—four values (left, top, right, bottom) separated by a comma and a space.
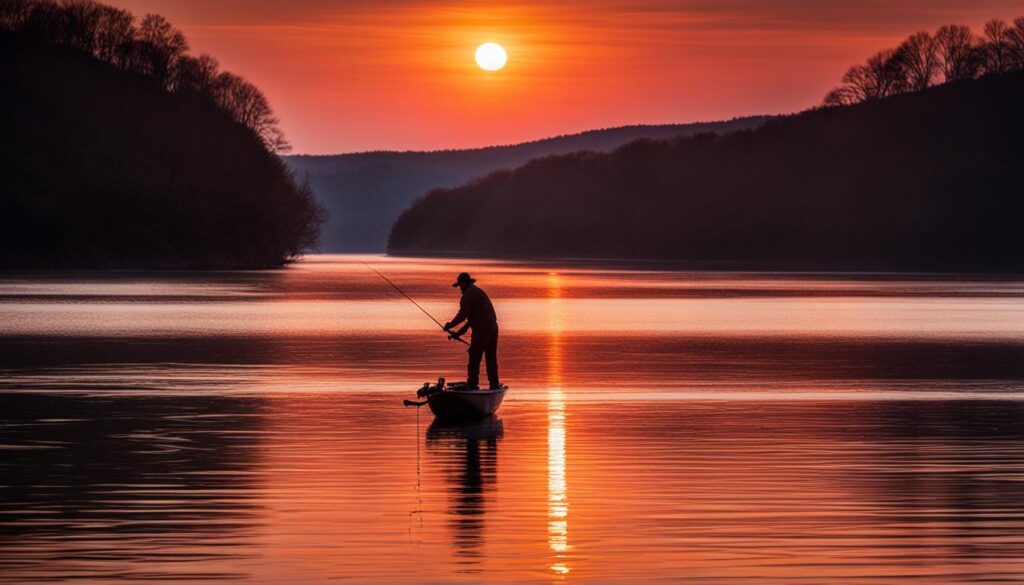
361, 260, 470, 346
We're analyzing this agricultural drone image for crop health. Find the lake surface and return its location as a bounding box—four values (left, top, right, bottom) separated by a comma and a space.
2, 255, 1024, 583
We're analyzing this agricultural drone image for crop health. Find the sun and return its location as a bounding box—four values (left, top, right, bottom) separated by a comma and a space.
475, 42, 507, 71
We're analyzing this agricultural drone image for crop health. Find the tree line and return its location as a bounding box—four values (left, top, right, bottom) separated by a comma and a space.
0, 0, 289, 152
390, 70, 1024, 271
2, 16, 325, 268
824, 17, 1024, 105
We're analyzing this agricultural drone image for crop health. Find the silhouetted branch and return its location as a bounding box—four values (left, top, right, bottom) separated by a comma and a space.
935, 24, 981, 82
823, 16, 1024, 105
895, 32, 940, 91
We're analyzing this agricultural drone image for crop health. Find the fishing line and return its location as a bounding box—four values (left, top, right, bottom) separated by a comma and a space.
409, 404, 423, 542
360, 260, 470, 346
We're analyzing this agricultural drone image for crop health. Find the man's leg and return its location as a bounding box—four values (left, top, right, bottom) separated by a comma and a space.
485, 331, 500, 388
467, 338, 485, 389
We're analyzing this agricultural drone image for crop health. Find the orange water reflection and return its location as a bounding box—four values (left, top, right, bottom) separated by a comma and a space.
2, 256, 1024, 582
546, 272, 570, 577
5, 393, 1024, 583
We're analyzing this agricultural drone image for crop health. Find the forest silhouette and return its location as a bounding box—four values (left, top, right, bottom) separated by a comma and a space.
285, 117, 768, 252
0, 0, 324, 268
390, 69, 1024, 271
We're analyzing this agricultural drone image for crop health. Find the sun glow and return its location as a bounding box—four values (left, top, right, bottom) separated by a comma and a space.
475, 42, 508, 71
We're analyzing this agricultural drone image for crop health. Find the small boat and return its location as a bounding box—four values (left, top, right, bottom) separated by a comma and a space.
405, 378, 507, 421
428, 386, 507, 421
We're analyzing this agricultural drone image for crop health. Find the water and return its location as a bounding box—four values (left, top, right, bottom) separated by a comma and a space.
2, 255, 1024, 583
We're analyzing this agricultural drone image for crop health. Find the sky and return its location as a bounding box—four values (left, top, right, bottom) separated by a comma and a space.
111, 1, 1023, 154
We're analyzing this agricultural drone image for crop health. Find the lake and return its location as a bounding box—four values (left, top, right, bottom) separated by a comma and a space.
2, 255, 1024, 583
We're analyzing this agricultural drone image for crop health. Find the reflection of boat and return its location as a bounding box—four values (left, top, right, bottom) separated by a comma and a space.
427, 386, 507, 421
426, 415, 505, 443
426, 416, 503, 556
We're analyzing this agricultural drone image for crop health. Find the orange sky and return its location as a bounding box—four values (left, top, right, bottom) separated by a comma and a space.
112, 1, 1023, 154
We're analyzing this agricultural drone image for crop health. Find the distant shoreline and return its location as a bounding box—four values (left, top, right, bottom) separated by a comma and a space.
383, 252, 1024, 278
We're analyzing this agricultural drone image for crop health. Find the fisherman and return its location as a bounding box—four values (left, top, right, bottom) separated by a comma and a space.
444, 272, 500, 390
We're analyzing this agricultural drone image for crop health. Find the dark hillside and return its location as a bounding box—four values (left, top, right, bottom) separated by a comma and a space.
388, 72, 1024, 272
284, 117, 768, 252
0, 32, 322, 268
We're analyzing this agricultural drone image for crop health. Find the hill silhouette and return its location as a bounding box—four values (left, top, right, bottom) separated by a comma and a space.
285, 117, 768, 252
0, 31, 322, 268
389, 72, 1024, 272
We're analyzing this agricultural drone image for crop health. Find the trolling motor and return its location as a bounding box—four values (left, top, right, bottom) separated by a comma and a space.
404, 377, 445, 407
402, 377, 482, 408
417, 377, 446, 398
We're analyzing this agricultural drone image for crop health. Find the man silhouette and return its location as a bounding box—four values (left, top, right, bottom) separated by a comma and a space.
444, 272, 500, 390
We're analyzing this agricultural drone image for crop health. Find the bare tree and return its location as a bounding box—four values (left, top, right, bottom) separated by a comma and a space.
1008, 17, 1024, 69
213, 72, 291, 153
135, 13, 187, 87
863, 49, 908, 98
822, 85, 860, 107
981, 19, 1014, 74
260, 125, 291, 154
93, 3, 133, 63
822, 49, 908, 106
935, 24, 981, 81
895, 31, 939, 91
833, 64, 874, 103
17, 0, 65, 42
287, 176, 328, 254
170, 53, 219, 96
56, 0, 103, 53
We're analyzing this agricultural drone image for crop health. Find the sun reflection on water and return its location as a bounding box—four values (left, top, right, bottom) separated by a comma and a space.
547, 272, 570, 576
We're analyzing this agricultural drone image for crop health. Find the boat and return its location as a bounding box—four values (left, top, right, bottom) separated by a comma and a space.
405, 378, 507, 421
427, 386, 507, 421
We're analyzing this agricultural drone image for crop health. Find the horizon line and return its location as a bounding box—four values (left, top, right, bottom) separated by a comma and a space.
283, 111, 788, 157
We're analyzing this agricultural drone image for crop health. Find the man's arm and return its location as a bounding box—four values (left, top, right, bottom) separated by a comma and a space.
444, 295, 470, 330
455, 323, 470, 336
447, 322, 470, 341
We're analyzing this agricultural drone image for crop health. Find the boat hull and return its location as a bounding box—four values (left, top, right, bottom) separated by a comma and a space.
427, 387, 507, 421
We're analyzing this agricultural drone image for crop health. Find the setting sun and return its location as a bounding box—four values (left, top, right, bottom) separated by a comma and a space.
475, 42, 507, 71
